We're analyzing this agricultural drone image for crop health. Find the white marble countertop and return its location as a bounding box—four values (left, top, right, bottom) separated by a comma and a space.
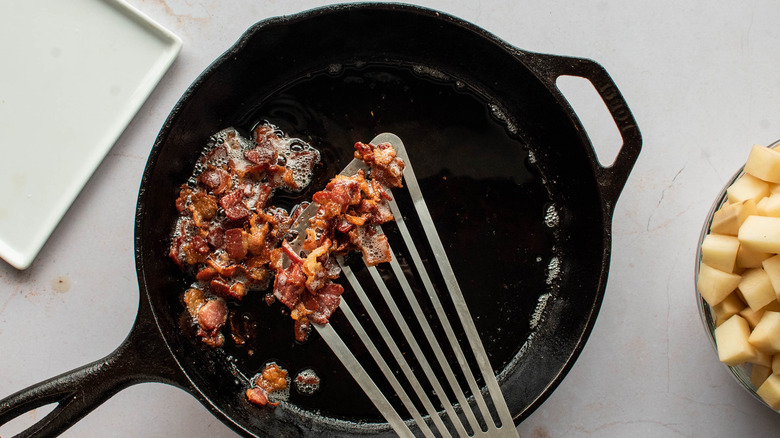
3, 0, 780, 436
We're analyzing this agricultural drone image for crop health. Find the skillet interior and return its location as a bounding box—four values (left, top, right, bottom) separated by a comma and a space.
136, 4, 609, 436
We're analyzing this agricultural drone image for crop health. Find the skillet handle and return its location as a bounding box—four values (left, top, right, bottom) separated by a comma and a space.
523, 52, 642, 213
0, 296, 187, 438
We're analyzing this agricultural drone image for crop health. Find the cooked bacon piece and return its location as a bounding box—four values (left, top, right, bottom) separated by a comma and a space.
302, 240, 330, 293
206, 226, 224, 249
294, 317, 311, 343
354, 141, 405, 188
198, 167, 231, 194
355, 198, 393, 224
246, 218, 270, 257
189, 191, 218, 227
224, 228, 247, 260
177, 233, 210, 266
210, 276, 247, 301
220, 189, 251, 221
349, 225, 392, 266
309, 283, 344, 325
246, 387, 270, 406
175, 186, 192, 213
183, 288, 206, 318
281, 240, 303, 265
282, 168, 298, 190
196, 267, 218, 282
198, 329, 225, 348
273, 262, 306, 309
254, 124, 281, 148
246, 363, 288, 407
183, 288, 229, 348
260, 363, 288, 392
198, 299, 228, 331
244, 142, 277, 169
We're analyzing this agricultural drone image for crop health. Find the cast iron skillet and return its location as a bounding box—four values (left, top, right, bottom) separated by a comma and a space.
0, 3, 641, 437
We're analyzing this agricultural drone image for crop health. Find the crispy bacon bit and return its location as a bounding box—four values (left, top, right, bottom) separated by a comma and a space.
246, 387, 270, 407
244, 143, 277, 168
209, 277, 247, 301
281, 240, 303, 265
309, 283, 344, 324
198, 299, 228, 331
189, 191, 218, 227
196, 267, 218, 282
294, 316, 311, 342
349, 225, 392, 266
246, 363, 288, 407
220, 189, 252, 221
183, 288, 206, 318
273, 262, 305, 309
198, 167, 231, 194
354, 141, 405, 188
225, 228, 247, 260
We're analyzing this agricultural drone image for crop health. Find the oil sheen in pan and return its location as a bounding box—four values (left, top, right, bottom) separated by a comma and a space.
200, 62, 561, 424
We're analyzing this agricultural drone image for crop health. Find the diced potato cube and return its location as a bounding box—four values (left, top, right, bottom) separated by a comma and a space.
736, 244, 772, 269
701, 234, 740, 273
727, 174, 770, 204
748, 311, 780, 354
763, 255, 780, 297
740, 306, 766, 329
752, 349, 773, 367
757, 374, 780, 410
752, 364, 772, 387
771, 183, 780, 195
757, 193, 780, 217
738, 215, 780, 253
739, 268, 776, 310
765, 301, 780, 312
713, 293, 745, 326
715, 314, 757, 366
711, 200, 757, 235
745, 144, 780, 184
698, 262, 742, 306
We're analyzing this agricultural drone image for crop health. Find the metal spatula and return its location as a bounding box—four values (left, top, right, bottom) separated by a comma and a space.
288, 133, 519, 438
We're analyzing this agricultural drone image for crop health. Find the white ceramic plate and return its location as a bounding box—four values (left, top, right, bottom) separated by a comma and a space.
0, 0, 181, 269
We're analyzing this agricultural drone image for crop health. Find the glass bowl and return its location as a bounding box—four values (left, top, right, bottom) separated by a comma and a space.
695, 140, 780, 411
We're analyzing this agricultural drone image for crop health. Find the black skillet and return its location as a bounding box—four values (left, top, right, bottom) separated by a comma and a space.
0, 3, 641, 437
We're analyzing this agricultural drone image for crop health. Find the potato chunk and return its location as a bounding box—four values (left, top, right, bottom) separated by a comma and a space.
752, 364, 772, 387
738, 215, 780, 253
762, 255, 780, 297
711, 200, 757, 236
701, 234, 740, 273
736, 244, 772, 269
745, 144, 780, 184
748, 311, 780, 354
715, 314, 757, 366
757, 193, 780, 217
757, 374, 780, 410
727, 174, 770, 204
712, 293, 745, 326
698, 262, 742, 306
740, 305, 766, 329
739, 268, 776, 311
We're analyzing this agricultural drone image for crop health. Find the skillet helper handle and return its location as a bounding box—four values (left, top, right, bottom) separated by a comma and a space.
525, 52, 642, 212
0, 297, 185, 438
